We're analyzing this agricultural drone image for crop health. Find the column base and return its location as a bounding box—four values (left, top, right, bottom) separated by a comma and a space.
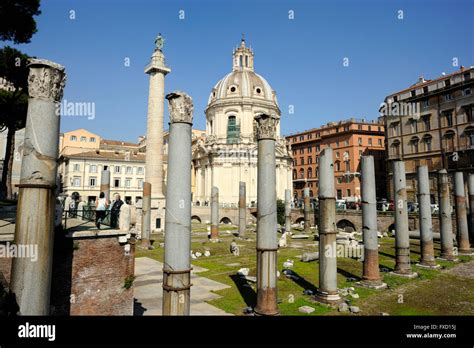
416, 262, 441, 269
437, 256, 459, 262
458, 249, 474, 256
357, 280, 387, 290
390, 271, 418, 278
313, 290, 343, 305
138, 239, 154, 250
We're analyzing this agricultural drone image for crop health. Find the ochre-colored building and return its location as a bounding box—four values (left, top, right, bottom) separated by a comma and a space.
382, 66, 474, 202
286, 119, 386, 203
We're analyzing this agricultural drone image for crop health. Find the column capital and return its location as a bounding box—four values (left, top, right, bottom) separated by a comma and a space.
144, 50, 171, 75
255, 113, 278, 140
27, 59, 66, 102
166, 91, 194, 125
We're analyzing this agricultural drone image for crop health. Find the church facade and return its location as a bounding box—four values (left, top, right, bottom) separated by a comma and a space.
192, 40, 293, 206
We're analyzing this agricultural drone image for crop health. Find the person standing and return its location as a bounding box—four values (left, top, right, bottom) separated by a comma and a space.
111, 194, 124, 228
95, 192, 109, 229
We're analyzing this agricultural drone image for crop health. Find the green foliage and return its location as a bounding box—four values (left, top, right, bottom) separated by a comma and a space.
276, 199, 285, 226
123, 275, 135, 290
0, 0, 41, 44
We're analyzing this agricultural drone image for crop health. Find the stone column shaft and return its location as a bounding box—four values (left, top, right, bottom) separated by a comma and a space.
468, 174, 474, 242
315, 148, 341, 303
438, 169, 455, 260
141, 182, 151, 249
254, 114, 279, 316
285, 189, 291, 232
238, 181, 246, 237
417, 166, 438, 268
360, 156, 386, 288
100, 169, 110, 202
392, 160, 416, 277
10, 59, 66, 315
162, 92, 193, 316
454, 172, 471, 254
303, 187, 311, 232
210, 187, 219, 240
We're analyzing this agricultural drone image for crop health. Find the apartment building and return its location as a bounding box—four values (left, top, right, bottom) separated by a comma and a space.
286, 118, 386, 202
382, 66, 474, 201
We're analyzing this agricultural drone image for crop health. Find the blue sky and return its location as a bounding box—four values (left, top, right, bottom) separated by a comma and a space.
2, 0, 473, 142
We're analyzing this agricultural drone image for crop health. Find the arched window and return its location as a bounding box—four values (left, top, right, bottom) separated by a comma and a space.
309, 190, 314, 197
409, 136, 420, 153
443, 130, 456, 152
335, 160, 341, 172
299, 168, 304, 179
227, 115, 240, 144
293, 169, 297, 180
391, 140, 401, 156
307, 167, 313, 178
463, 126, 474, 148
422, 134, 432, 152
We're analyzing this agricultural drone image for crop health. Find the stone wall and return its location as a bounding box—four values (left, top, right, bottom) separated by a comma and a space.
51, 230, 135, 315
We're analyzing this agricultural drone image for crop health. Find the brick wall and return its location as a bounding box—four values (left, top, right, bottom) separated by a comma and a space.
51, 231, 135, 315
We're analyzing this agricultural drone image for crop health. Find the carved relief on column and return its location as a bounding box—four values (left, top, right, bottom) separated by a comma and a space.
27, 59, 67, 102
255, 114, 278, 140
166, 91, 194, 124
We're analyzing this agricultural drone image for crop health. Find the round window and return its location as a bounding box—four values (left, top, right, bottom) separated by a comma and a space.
256, 88, 261, 94
230, 86, 236, 92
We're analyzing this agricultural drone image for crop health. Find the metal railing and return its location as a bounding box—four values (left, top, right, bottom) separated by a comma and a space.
63, 206, 120, 231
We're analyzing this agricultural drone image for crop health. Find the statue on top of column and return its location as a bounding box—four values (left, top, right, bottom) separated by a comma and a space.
154, 33, 165, 51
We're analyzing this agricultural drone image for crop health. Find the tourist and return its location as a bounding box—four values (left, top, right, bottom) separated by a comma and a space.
110, 194, 124, 228
95, 192, 108, 229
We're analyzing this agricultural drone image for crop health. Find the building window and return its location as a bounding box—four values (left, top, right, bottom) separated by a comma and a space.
293, 170, 297, 180
80, 136, 86, 142
299, 148, 304, 154
335, 161, 341, 171
358, 138, 362, 145
308, 157, 312, 164
126, 166, 132, 174
299, 136, 304, 141
422, 115, 431, 130
90, 137, 96, 142
391, 122, 399, 136
308, 146, 312, 153
226, 115, 240, 144
336, 152, 340, 158
89, 164, 97, 173
347, 189, 351, 197
316, 145, 320, 152
73, 177, 81, 187
358, 125, 362, 130
378, 139, 382, 146
410, 118, 418, 133
443, 110, 454, 127
307, 168, 312, 178
422, 100, 429, 108
137, 179, 143, 189
293, 158, 297, 166
444, 93, 454, 102
300, 157, 304, 165
336, 141, 339, 147
337, 177, 342, 184
73, 164, 80, 172
299, 169, 304, 179
125, 179, 131, 188
345, 140, 349, 146
114, 179, 120, 188
89, 177, 96, 187
368, 138, 372, 146
410, 137, 420, 153
114, 165, 121, 174
391, 140, 401, 156
70, 135, 77, 141
345, 160, 350, 171
443, 131, 455, 152
423, 135, 432, 152
137, 167, 144, 175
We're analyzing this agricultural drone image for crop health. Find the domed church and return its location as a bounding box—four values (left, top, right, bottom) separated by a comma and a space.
192, 39, 293, 206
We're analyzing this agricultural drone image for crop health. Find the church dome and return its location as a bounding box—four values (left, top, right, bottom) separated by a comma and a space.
207, 39, 278, 106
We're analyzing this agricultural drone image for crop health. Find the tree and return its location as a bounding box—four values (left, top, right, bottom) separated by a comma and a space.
276, 199, 285, 226
0, 0, 41, 44
0, 47, 30, 199
0, 0, 41, 199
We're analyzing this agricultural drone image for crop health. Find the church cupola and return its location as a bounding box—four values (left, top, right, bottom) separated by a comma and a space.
232, 37, 254, 72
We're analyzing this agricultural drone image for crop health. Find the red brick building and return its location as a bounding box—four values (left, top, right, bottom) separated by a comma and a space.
286, 118, 387, 204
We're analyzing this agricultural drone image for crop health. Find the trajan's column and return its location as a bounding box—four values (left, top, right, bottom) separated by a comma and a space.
143, 33, 170, 232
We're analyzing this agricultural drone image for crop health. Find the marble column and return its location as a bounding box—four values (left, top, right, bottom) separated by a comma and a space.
392, 160, 417, 278
162, 91, 193, 316
210, 187, 219, 240
285, 189, 291, 233
303, 187, 311, 233
360, 156, 386, 289
238, 181, 246, 237
140, 182, 152, 249
454, 172, 472, 255
10, 59, 66, 315
100, 168, 110, 202
438, 169, 456, 261
144, 39, 170, 232
416, 166, 439, 268
468, 174, 474, 242
314, 148, 342, 304
254, 114, 279, 316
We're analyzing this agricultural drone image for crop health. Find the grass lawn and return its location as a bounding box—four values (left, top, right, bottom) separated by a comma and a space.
135, 223, 474, 316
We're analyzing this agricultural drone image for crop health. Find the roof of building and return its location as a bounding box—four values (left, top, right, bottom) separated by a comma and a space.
61, 149, 145, 162
100, 139, 138, 147
284, 118, 384, 138
387, 66, 473, 97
